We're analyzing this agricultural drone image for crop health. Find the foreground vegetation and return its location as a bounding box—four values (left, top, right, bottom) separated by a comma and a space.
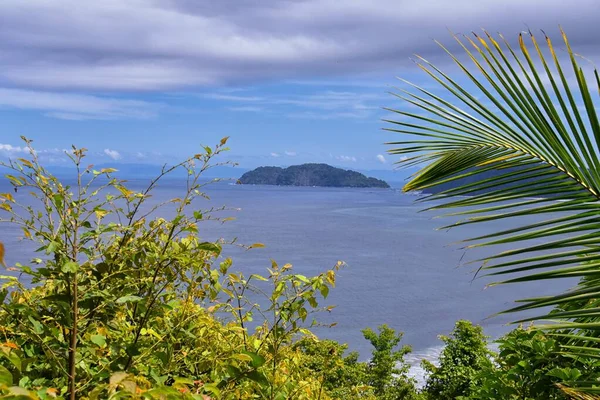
1, 137, 599, 399
2, 27, 600, 399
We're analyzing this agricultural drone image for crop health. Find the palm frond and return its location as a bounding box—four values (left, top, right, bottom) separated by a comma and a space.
386, 28, 600, 390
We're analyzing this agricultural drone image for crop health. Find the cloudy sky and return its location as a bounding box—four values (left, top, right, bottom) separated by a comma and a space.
0, 0, 598, 169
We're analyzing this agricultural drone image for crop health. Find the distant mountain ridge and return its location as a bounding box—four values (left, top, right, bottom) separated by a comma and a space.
238, 163, 390, 188
46, 163, 249, 179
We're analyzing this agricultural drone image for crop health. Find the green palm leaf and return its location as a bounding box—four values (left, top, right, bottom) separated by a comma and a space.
386, 28, 600, 392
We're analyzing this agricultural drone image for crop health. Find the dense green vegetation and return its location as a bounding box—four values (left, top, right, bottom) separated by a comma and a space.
238, 164, 390, 188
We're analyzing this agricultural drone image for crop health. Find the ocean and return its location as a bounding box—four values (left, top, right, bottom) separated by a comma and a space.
0, 178, 575, 383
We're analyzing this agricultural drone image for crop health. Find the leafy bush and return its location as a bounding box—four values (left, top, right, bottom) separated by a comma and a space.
294, 325, 422, 400
362, 325, 421, 400
294, 337, 369, 398
0, 137, 344, 399
423, 321, 600, 400
422, 320, 492, 400
470, 327, 600, 400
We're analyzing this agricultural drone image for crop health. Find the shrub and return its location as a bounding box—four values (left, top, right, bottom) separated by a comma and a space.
422, 320, 492, 400
0, 137, 343, 399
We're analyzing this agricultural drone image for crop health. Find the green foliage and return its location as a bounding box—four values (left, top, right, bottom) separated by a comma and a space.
294, 326, 422, 400
362, 325, 420, 400
470, 328, 567, 400
294, 338, 369, 398
470, 327, 600, 400
422, 320, 491, 400
0, 137, 344, 399
423, 321, 600, 400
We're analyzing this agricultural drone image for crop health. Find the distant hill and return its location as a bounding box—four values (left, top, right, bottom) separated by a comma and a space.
238, 163, 390, 188
47, 164, 248, 179
355, 169, 409, 187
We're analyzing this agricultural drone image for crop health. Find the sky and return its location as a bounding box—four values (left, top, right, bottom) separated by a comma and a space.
0, 0, 599, 171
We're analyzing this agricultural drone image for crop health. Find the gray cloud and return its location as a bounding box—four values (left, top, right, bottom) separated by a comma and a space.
0, 1, 598, 92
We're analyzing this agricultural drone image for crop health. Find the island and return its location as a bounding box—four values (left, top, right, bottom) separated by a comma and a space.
237, 163, 390, 188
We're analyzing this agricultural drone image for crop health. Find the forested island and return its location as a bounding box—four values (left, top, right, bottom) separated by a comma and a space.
238, 163, 390, 188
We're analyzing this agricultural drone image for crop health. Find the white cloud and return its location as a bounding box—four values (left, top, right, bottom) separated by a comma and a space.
0, 88, 161, 120
104, 149, 122, 160
376, 154, 386, 163
270, 152, 280, 157
0, 144, 75, 164
284, 150, 297, 156
0, 144, 26, 153
336, 155, 357, 162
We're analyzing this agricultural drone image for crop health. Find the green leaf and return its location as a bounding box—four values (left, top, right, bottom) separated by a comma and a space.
225, 365, 241, 379
197, 242, 221, 254
28, 316, 44, 335
52, 194, 63, 209
241, 351, 266, 368
155, 351, 169, 367
202, 383, 221, 396
45, 241, 59, 255
61, 261, 78, 274
246, 370, 269, 386
0, 365, 12, 386
250, 274, 268, 282
90, 334, 106, 347
0, 349, 21, 372
116, 295, 143, 304
125, 344, 141, 357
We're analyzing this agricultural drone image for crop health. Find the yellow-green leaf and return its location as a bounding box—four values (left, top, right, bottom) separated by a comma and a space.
0, 365, 11, 385
61, 261, 78, 274
0, 242, 5, 267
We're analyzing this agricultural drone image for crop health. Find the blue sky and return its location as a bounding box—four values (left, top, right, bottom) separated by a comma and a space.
0, 79, 397, 170
0, 0, 598, 171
